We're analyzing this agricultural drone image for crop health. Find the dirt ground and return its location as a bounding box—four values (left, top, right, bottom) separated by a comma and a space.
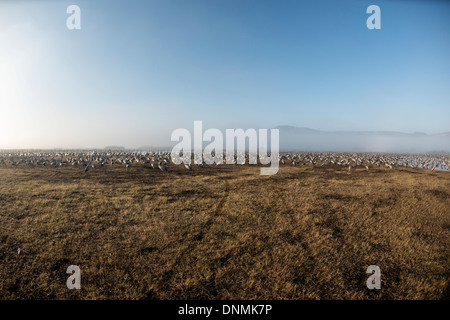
0, 164, 448, 299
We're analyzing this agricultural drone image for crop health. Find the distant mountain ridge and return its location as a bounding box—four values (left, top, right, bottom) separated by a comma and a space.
274, 126, 450, 152
275, 126, 449, 137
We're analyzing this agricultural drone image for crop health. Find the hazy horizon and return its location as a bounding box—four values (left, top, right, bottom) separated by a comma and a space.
0, 124, 449, 153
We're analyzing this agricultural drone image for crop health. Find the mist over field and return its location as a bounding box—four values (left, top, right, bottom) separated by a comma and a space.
161, 125, 450, 154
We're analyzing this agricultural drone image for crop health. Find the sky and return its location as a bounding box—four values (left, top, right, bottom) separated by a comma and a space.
0, 0, 449, 149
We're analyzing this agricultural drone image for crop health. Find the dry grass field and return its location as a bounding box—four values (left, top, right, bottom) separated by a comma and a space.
0, 164, 449, 299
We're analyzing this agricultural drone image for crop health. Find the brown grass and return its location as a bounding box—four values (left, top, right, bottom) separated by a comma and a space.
0, 164, 449, 299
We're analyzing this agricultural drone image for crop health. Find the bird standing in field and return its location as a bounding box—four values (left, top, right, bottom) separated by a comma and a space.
158, 162, 167, 171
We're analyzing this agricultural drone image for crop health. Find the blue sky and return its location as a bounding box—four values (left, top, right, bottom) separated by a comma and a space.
0, 0, 449, 148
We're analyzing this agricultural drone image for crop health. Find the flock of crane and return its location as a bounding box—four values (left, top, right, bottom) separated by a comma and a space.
0, 151, 449, 172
